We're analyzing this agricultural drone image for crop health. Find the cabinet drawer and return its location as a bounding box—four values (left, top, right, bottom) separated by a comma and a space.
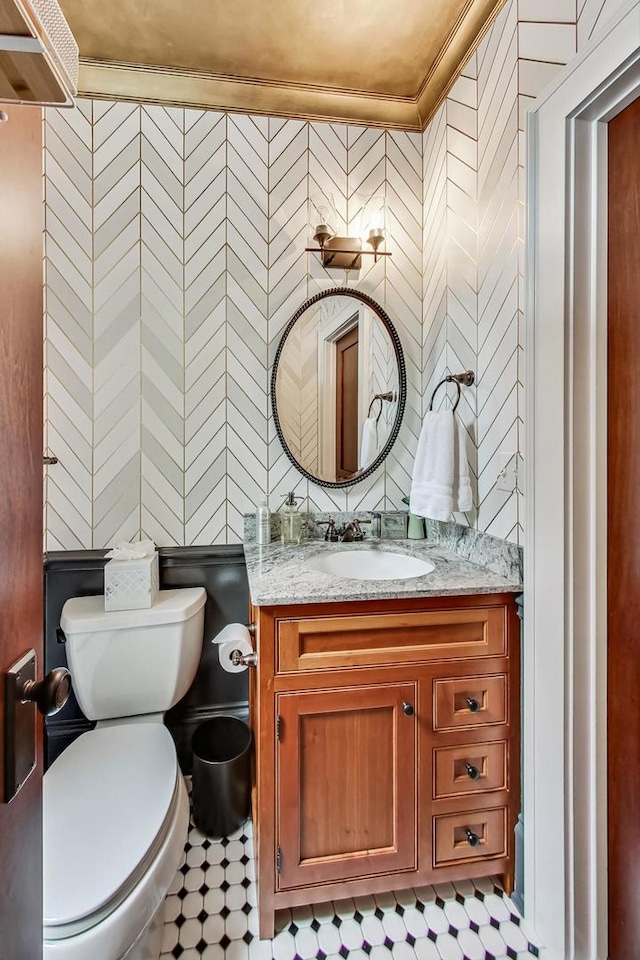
433, 741, 507, 799
433, 674, 507, 731
276, 607, 507, 673
433, 807, 507, 867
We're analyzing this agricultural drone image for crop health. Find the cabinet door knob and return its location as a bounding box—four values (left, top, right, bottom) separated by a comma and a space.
465, 763, 480, 780
465, 829, 481, 847
466, 697, 480, 712
402, 701, 414, 717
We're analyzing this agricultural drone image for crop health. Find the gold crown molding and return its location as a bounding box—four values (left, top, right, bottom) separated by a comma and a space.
416, 0, 509, 127
77, 0, 508, 132
78, 60, 423, 131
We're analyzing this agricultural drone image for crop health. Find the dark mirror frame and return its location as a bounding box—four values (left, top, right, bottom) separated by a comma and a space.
271, 287, 407, 489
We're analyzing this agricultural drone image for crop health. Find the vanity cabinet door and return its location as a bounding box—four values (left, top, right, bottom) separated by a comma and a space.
276, 682, 417, 890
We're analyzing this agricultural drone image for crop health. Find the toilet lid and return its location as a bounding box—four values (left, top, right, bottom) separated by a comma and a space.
44, 723, 178, 931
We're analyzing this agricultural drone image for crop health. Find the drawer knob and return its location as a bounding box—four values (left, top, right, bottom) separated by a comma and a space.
466, 829, 481, 847
465, 763, 480, 780
466, 697, 480, 712
402, 701, 414, 717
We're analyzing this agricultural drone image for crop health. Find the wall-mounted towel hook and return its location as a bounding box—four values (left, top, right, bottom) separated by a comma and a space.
428, 370, 475, 413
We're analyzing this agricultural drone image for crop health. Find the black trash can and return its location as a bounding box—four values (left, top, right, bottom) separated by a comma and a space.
191, 716, 252, 838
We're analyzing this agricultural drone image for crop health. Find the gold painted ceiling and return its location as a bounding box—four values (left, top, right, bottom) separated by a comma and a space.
59, 0, 507, 130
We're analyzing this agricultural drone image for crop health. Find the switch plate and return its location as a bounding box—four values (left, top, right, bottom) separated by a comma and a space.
496, 453, 519, 493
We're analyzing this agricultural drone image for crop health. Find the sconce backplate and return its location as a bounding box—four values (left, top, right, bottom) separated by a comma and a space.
320, 237, 362, 270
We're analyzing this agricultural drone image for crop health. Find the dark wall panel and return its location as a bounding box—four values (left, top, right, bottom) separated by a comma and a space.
44, 546, 250, 772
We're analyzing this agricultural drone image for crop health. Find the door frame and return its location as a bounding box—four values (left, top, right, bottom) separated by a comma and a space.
526, 2, 640, 958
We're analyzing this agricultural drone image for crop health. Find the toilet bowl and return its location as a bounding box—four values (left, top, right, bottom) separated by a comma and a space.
44, 587, 206, 960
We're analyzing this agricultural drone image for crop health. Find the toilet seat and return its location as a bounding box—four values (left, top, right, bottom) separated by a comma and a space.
44, 722, 179, 941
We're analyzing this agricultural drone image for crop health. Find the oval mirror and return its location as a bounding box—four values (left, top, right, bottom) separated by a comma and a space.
271, 288, 406, 488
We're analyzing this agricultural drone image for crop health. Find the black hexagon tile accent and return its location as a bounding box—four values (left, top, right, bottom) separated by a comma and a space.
448, 925, 458, 938
489, 917, 500, 929
195, 939, 208, 954
311, 918, 320, 932
406, 933, 416, 946
506, 948, 517, 959
316, 951, 327, 960
332, 916, 342, 928
174, 915, 186, 929
289, 922, 299, 936
243, 932, 254, 945
374, 907, 384, 921
172, 946, 183, 958
469, 920, 480, 933
383, 936, 393, 950
241, 902, 252, 915
528, 945, 540, 957
353, 910, 364, 924
199, 883, 209, 896
435, 896, 445, 909
176, 887, 188, 901
362, 942, 372, 955
197, 909, 208, 924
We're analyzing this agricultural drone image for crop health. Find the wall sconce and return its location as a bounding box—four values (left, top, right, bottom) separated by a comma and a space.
306, 193, 391, 270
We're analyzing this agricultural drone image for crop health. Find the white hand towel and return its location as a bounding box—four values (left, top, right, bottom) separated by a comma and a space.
410, 410, 472, 519
359, 417, 378, 469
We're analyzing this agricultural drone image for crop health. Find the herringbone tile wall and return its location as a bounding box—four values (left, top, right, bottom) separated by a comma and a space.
44, 0, 625, 550
44, 107, 423, 548
421, 0, 626, 545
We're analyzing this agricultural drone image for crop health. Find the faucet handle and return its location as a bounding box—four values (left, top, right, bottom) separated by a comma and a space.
316, 519, 338, 541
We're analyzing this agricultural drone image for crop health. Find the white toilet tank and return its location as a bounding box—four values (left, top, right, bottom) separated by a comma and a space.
60, 587, 206, 721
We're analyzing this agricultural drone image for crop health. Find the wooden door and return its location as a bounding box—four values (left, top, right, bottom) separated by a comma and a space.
276, 682, 417, 889
607, 95, 640, 960
335, 326, 359, 478
0, 104, 44, 959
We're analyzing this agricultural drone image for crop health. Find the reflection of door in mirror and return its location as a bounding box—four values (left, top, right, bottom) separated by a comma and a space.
335, 326, 359, 478
273, 291, 403, 487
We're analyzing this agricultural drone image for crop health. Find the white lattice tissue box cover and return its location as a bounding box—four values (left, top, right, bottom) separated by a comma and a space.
104, 552, 159, 611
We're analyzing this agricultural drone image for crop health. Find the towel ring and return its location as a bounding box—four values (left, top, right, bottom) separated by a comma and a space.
367, 390, 395, 424
428, 370, 475, 413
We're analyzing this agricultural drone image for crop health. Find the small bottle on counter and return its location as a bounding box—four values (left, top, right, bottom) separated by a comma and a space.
280, 492, 303, 545
255, 498, 271, 544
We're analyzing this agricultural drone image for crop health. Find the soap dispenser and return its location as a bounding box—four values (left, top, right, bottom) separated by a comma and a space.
280, 492, 303, 545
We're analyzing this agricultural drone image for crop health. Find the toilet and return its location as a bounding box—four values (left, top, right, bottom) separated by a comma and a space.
43, 587, 207, 960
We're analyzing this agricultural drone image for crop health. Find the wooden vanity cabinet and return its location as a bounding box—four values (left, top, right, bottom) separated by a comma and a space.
249, 593, 520, 939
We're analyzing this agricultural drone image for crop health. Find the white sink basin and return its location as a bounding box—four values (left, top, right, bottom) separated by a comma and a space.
305, 549, 435, 581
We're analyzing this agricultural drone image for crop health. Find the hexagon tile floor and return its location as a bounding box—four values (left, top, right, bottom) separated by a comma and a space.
160, 789, 541, 960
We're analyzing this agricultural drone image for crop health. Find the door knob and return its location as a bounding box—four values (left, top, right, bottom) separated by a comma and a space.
402, 701, 414, 717
20, 667, 71, 717
466, 697, 480, 712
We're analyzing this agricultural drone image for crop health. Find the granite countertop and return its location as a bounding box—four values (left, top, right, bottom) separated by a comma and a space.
243, 538, 523, 607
